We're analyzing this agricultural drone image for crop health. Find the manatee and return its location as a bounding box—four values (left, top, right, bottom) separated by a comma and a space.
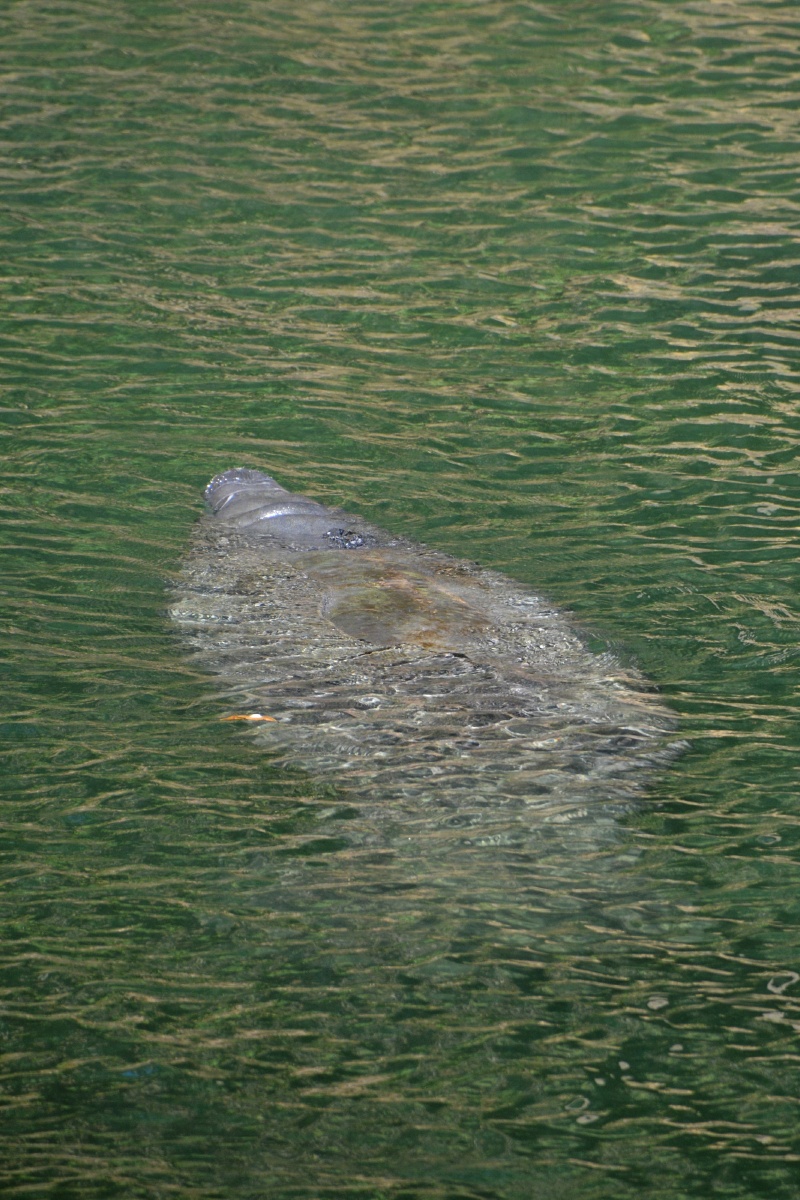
171, 468, 681, 835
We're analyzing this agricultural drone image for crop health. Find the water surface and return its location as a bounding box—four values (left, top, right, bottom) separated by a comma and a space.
2, 2, 800, 1197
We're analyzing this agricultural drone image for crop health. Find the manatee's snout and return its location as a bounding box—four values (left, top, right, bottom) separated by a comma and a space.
204, 467, 360, 547
205, 467, 289, 513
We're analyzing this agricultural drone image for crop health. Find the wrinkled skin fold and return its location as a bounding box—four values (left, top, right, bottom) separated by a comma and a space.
171, 468, 682, 843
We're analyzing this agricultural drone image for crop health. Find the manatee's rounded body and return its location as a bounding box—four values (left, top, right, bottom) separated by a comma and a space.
172, 468, 680, 836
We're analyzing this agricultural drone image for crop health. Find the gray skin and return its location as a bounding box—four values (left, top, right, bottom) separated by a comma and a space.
172, 468, 681, 842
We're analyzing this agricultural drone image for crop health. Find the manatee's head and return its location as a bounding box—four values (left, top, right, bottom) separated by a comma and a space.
204, 467, 371, 550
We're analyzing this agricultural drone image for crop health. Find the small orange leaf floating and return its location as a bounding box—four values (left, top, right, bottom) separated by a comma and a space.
220, 713, 277, 722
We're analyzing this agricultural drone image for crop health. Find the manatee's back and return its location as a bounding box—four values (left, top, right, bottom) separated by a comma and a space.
172, 469, 680, 836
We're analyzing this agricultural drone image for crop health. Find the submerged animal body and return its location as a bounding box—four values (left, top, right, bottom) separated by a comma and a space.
172, 468, 679, 832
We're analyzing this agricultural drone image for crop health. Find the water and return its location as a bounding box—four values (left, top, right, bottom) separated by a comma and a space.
2, 1, 800, 1196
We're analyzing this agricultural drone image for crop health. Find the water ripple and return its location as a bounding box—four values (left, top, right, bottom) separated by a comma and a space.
2, 1, 800, 1197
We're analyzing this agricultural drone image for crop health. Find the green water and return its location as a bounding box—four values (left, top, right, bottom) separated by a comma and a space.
2, 1, 800, 1196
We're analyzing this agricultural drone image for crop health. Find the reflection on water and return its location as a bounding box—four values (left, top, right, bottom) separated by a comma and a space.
2, 1, 800, 1197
